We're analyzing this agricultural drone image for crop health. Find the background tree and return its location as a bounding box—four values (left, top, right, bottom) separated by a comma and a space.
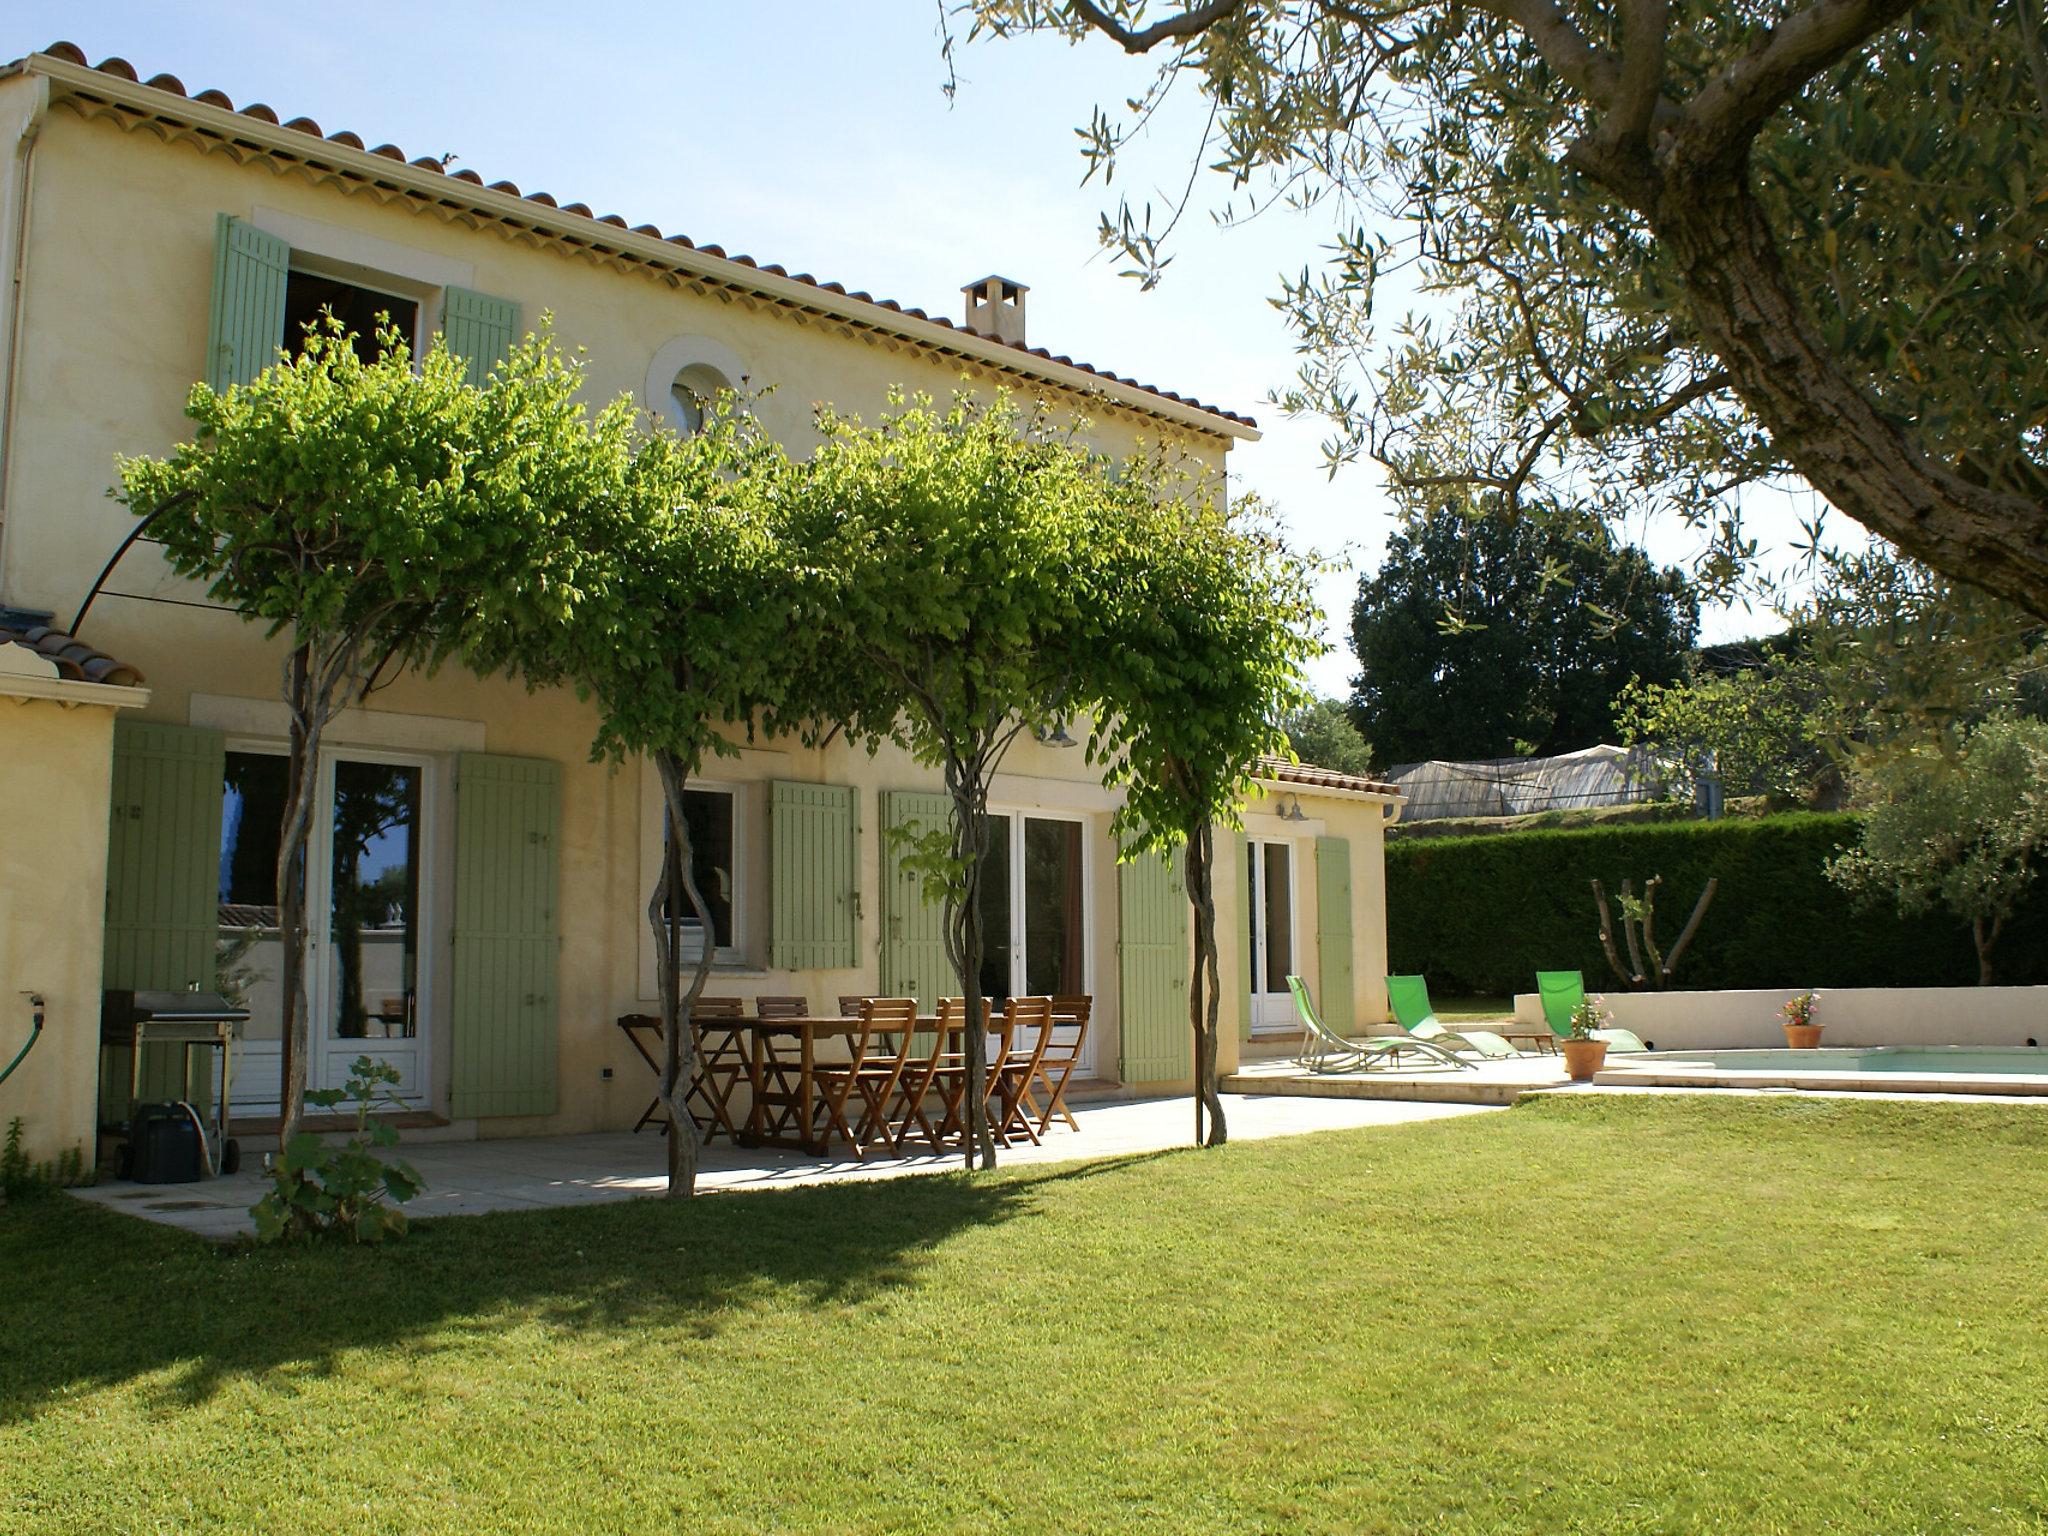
797, 392, 1116, 1170
1089, 482, 1319, 1144
1352, 506, 1698, 763
120, 324, 618, 1149
1614, 643, 1838, 807
1827, 714, 2048, 984
958, 1, 2048, 618
1282, 696, 1374, 777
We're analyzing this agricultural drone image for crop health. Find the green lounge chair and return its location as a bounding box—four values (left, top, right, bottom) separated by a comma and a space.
1285, 975, 1471, 1073
1385, 975, 1522, 1058
1534, 970, 1649, 1053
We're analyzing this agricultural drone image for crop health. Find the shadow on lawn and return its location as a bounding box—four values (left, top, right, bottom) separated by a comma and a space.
1, 1149, 1179, 1420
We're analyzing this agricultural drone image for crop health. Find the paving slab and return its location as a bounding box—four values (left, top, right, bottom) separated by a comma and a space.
69, 1091, 1496, 1240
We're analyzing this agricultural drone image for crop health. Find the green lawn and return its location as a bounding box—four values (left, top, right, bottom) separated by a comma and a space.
1432, 993, 1515, 1021
6, 1097, 2047, 1534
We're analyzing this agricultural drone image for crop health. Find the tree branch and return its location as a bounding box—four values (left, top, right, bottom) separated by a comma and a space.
1471, 0, 1624, 106
1676, 0, 1915, 174
1605, 0, 1672, 149
1066, 0, 1251, 53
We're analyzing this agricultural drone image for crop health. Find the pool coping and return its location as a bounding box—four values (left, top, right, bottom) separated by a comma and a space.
1594, 1053, 2048, 1097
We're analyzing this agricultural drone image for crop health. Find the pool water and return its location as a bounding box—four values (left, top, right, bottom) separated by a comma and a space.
1598, 1045, 2048, 1094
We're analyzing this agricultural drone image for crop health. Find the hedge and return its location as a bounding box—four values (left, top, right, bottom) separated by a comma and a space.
1386, 812, 2048, 996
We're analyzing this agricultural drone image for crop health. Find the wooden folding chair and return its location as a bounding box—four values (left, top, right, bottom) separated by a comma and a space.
837, 995, 870, 1019
989, 996, 1056, 1147
887, 1009, 955, 1151
687, 996, 747, 1142
1024, 994, 1092, 1135
928, 997, 1015, 1146
621, 998, 746, 1141
804, 1000, 897, 1157
919, 997, 980, 1148
755, 996, 809, 1019
840, 998, 920, 1154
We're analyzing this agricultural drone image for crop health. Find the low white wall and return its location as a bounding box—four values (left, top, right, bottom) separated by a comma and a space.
1510, 986, 2048, 1050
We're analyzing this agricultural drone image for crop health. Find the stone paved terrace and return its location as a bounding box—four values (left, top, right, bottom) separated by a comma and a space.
1224, 1052, 1574, 1105
70, 1092, 1496, 1242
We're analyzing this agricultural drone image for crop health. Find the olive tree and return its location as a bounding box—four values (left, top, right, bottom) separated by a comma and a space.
1828, 714, 2048, 984
118, 324, 624, 1148
957, 1, 2048, 618
794, 392, 1124, 1170
1088, 476, 1319, 1144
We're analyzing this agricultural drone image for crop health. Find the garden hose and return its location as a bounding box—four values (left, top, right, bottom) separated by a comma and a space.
0, 994, 44, 1087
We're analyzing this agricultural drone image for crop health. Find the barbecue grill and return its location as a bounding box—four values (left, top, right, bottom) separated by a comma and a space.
100, 989, 249, 1177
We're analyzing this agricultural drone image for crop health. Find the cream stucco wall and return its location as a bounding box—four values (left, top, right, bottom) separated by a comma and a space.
0, 98, 1220, 630
0, 89, 1398, 1138
1511, 986, 2048, 1050
0, 691, 122, 1171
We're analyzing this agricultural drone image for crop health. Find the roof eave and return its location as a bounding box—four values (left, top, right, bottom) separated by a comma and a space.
27, 53, 1260, 444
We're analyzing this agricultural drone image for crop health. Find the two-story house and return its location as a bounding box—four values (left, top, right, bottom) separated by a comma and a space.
0, 42, 1400, 1170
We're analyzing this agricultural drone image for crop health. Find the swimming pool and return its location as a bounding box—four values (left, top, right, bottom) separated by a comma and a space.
1596, 1046, 2048, 1095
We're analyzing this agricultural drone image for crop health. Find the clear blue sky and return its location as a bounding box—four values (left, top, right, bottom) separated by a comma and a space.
15, 2, 1823, 693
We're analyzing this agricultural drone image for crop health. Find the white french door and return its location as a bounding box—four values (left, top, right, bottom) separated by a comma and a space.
978, 811, 1095, 1077
1246, 839, 1298, 1035
220, 745, 435, 1112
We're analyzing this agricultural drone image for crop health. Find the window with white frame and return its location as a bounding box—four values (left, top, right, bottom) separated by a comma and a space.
658, 787, 742, 961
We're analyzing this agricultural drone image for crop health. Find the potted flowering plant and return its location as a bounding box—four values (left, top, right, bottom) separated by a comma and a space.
1781, 991, 1823, 1049
1560, 996, 1612, 1082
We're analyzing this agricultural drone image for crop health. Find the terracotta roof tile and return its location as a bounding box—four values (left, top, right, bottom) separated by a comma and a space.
16, 41, 1257, 433
1256, 754, 1400, 798
0, 623, 145, 687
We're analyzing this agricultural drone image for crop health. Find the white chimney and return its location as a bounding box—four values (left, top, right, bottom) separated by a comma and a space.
961, 275, 1029, 346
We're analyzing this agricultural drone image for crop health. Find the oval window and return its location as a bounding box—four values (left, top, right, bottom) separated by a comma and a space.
665, 362, 733, 436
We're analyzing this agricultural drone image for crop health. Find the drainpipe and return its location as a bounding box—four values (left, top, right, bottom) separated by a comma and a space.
0, 74, 51, 584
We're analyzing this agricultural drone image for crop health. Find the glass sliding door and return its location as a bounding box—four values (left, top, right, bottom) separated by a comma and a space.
1247, 839, 1298, 1034
321, 755, 426, 1099
216, 746, 435, 1116
1022, 817, 1085, 997
220, 751, 290, 1112
976, 811, 1093, 1073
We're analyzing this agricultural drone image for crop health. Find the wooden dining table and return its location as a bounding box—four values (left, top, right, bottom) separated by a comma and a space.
734, 1015, 973, 1155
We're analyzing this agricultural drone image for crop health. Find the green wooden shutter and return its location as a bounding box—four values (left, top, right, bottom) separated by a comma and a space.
206, 213, 290, 392
101, 722, 226, 1112
1118, 849, 1191, 1084
442, 287, 520, 387
1315, 835, 1355, 1033
770, 781, 858, 970
449, 754, 560, 1119
1235, 831, 1254, 1042
878, 791, 952, 1009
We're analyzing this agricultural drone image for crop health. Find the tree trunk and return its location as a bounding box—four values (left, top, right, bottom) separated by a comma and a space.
1973, 914, 2001, 987
651, 749, 714, 1197
275, 642, 317, 1152
1185, 822, 1227, 1147
1652, 176, 2048, 621
943, 768, 999, 1171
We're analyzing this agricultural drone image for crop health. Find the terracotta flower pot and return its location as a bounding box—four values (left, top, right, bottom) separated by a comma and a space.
1784, 1023, 1823, 1049
1560, 1038, 1608, 1082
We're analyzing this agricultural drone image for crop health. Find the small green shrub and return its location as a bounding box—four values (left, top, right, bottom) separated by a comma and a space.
251, 1057, 423, 1244
1, 1117, 87, 1200
1387, 812, 2048, 996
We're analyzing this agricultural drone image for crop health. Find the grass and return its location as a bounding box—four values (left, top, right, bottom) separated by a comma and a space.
6, 1096, 2048, 1534
1431, 993, 1515, 1021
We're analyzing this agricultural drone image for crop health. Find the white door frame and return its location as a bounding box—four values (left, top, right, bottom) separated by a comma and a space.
312, 744, 436, 1106
223, 739, 437, 1110
1247, 838, 1299, 1035
986, 806, 1096, 1076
